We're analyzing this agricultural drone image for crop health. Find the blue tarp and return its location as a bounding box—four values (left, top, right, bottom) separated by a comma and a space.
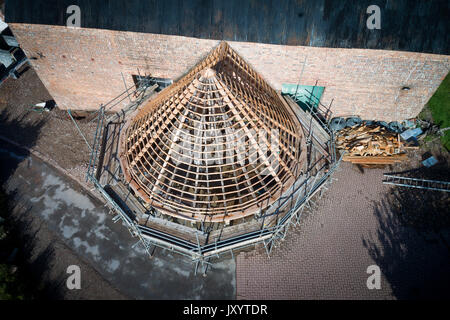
422, 156, 438, 168
400, 127, 423, 140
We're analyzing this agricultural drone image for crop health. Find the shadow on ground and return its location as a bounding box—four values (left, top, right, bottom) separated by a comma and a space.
1, 195, 67, 299
0, 107, 68, 299
0, 106, 45, 187
0, 108, 45, 159
363, 159, 450, 299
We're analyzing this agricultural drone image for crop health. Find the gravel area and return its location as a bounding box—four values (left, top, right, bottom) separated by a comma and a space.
0, 65, 97, 183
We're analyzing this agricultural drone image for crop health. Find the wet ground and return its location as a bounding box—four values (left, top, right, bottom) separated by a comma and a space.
0, 140, 236, 299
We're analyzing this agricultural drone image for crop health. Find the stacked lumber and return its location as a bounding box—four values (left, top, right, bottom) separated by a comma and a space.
336, 124, 407, 165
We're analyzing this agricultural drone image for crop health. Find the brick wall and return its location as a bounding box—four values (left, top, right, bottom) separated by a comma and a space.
9, 23, 450, 121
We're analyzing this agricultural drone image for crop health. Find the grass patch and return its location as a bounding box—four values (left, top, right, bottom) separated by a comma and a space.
425, 72, 450, 151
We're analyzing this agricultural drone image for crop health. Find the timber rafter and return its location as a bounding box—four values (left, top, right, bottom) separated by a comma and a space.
119, 42, 306, 222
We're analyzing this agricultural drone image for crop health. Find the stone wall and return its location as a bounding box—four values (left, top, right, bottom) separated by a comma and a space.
9, 23, 450, 121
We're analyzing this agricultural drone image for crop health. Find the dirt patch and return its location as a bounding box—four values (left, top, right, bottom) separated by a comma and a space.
0, 65, 98, 183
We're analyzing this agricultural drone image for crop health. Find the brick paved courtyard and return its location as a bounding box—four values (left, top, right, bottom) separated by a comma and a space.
236, 162, 450, 299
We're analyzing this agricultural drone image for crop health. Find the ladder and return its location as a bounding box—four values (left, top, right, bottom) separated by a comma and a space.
383, 174, 450, 192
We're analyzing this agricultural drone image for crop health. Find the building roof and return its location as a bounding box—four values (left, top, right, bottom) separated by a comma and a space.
119, 42, 306, 222
5, 0, 450, 55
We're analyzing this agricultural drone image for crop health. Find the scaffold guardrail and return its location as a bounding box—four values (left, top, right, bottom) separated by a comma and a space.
85, 80, 342, 274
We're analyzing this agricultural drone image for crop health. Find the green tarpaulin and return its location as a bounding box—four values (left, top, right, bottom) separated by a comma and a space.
281, 84, 324, 112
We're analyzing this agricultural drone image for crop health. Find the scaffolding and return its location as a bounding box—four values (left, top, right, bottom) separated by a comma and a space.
84, 45, 342, 275
85, 88, 341, 274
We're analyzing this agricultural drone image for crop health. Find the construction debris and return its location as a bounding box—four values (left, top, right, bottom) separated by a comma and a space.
330, 116, 411, 134
28, 100, 56, 113
336, 124, 408, 165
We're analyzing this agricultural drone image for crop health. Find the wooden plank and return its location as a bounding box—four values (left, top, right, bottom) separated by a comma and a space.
343, 154, 407, 164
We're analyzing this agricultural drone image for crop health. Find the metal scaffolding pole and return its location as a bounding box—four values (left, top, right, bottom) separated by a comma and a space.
83, 70, 342, 272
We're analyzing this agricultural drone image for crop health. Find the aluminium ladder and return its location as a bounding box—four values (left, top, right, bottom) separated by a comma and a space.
383, 174, 450, 192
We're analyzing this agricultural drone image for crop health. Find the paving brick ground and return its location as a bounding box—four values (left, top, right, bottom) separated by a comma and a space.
236, 162, 450, 300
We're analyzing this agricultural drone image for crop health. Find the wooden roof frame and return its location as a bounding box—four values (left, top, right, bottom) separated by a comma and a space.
119, 41, 307, 223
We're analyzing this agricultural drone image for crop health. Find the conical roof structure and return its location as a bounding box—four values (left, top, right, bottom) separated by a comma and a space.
119, 42, 306, 222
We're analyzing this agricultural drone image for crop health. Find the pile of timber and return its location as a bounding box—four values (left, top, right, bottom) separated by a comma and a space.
336, 124, 408, 165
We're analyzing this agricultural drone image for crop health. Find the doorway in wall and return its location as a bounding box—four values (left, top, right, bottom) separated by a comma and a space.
132, 75, 173, 92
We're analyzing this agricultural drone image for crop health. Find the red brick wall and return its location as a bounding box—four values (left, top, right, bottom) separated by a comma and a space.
9, 23, 450, 121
